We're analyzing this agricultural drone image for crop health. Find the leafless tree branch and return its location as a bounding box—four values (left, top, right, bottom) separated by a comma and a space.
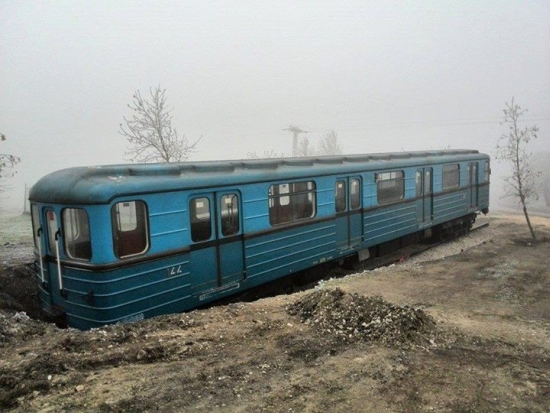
0, 133, 21, 194
119, 87, 200, 163
318, 129, 343, 156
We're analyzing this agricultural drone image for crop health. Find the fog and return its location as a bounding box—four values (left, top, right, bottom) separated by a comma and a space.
1, 1, 549, 212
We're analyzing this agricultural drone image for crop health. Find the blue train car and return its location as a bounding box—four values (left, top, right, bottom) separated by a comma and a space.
29, 150, 490, 329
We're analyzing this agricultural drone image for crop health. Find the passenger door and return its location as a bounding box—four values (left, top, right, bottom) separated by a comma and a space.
416, 168, 433, 225
216, 192, 244, 286
189, 191, 244, 299
469, 162, 479, 208
334, 177, 363, 254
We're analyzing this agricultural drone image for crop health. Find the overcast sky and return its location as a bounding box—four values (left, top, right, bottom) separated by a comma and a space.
1, 0, 549, 211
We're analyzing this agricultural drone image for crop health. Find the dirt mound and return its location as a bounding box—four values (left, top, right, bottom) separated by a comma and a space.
0, 310, 52, 346
0, 264, 44, 322
287, 288, 437, 347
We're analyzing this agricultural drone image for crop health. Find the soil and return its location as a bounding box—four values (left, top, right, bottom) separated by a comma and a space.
1, 212, 549, 412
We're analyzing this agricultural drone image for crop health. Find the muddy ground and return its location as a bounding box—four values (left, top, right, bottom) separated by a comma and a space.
0, 213, 549, 412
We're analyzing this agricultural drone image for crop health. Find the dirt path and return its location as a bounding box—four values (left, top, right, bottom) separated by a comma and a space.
1, 213, 549, 412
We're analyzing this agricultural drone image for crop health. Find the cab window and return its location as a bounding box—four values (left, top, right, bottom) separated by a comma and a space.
111, 201, 149, 258
31, 205, 41, 250
63, 208, 92, 260
46, 210, 59, 257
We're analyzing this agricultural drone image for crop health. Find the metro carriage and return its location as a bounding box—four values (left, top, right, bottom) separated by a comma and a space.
29, 150, 490, 329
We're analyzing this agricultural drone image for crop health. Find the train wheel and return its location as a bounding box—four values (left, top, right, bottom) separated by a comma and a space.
343, 255, 360, 271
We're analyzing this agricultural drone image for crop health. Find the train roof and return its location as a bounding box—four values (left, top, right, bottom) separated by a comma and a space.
29, 150, 489, 205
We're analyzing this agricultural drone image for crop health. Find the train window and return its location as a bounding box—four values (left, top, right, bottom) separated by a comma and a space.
190, 197, 212, 242
31, 205, 41, 250
269, 181, 316, 226
278, 183, 290, 206
350, 179, 361, 210
415, 171, 422, 197
376, 171, 404, 204
442, 164, 460, 190
484, 160, 490, 182
416, 170, 432, 197
46, 210, 59, 257
63, 208, 92, 260
111, 201, 149, 258
335, 181, 346, 213
425, 170, 432, 194
220, 194, 239, 237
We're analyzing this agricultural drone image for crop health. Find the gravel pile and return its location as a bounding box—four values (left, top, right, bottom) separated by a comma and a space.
0, 310, 51, 345
287, 288, 437, 347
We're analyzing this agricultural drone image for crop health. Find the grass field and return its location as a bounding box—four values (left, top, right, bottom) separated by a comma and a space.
0, 213, 33, 244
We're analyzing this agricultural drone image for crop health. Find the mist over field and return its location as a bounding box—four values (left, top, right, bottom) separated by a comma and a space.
1, 1, 549, 213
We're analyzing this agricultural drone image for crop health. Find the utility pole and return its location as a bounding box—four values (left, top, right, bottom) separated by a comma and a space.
283, 124, 308, 157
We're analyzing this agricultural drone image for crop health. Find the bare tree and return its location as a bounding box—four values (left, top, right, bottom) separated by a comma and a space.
495, 98, 540, 239
254, 127, 343, 159
0, 133, 21, 194
295, 136, 316, 157
119, 86, 200, 163
318, 129, 343, 155
532, 151, 550, 207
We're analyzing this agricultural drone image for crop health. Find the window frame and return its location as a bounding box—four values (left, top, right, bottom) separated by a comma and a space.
111, 200, 149, 259
335, 180, 347, 213
31, 204, 41, 250
415, 171, 423, 197
350, 178, 361, 210
45, 209, 59, 257
268, 180, 316, 226
376, 170, 405, 205
190, 197, 213, 242
62, 208, 92, 261
442, 164, 460, 191
220, 194, 240, 237
424, 169, 432, 195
